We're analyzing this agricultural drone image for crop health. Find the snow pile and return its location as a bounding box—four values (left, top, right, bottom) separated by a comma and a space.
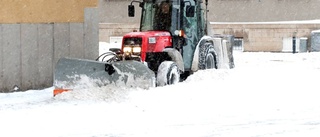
54, 85, 130, 102
185, 69, 230, 82
1, 51, 320, 137
54, 74, 131, 102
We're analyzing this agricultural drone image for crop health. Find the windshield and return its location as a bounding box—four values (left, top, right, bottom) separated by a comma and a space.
140, 0, 177, 33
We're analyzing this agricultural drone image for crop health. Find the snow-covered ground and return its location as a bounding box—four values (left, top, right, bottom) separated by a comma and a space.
1, 51, 320, 137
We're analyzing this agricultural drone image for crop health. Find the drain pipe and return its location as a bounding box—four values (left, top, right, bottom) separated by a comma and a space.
293, 31, 297, 54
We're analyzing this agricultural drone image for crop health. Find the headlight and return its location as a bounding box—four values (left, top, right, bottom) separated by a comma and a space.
123, 47, 132, 53
132, 47, 141, 53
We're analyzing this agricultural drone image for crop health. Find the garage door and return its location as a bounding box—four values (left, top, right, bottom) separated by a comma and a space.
282, 37, 300, 52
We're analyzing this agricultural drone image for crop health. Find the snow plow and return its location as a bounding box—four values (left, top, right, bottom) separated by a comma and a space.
53, 0, 234, 96
53, 58, 155, 96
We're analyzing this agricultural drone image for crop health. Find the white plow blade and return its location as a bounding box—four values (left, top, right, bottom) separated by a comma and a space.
54, 58, 155, 90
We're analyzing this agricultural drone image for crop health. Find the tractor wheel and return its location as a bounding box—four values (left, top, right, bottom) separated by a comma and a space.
156, 61, 180, 86
199, 43, 217, 70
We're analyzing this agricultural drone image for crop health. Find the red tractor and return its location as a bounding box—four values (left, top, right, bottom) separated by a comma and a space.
53, 0, 234, 96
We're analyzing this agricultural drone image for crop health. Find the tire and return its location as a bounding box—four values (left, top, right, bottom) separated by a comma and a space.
156, 61, 180, 86
199, 43, 217, 70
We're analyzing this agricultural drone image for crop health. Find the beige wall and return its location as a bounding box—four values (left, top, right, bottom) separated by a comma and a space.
0, 0, 98, 23
99, 0, 320, 52
211, 23, 320, 52
99, 0, 140, 23
99, 0, 320, 23
210, 0, 319, 22
100, 23, 320, 52
99, 23, 139, 42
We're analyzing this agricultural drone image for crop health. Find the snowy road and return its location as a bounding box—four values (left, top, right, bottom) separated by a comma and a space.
1, 52, 320, 137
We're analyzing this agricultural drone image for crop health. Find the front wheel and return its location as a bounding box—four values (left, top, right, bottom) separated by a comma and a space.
156, 61, 180, 86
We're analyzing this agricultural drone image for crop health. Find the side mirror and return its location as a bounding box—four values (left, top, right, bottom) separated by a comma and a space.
128, 5, 135, 17
186, 5, 195, 17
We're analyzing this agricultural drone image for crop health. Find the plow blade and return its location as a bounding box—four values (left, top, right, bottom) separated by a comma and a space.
53, 58, 155, 96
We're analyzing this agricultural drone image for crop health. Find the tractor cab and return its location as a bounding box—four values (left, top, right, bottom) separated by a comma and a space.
129, 0, 196, 34
127, 0, 205, 71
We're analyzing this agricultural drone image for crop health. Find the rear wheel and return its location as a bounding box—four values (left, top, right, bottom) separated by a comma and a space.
199, 43, 217, 69
156, 61, 180, 86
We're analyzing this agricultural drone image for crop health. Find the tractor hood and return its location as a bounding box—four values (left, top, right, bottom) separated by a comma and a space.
124, 31, 171, 38
122, 31, 172, 53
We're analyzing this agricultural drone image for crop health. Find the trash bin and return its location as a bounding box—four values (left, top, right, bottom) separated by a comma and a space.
311, 30, 320, 52
299, 37, 308, 52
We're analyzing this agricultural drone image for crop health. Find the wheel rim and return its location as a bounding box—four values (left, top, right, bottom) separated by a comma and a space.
205, 53, 215, 69
169, 74, 176, 84
157, 61, 180, 86
168, 68, 179, 85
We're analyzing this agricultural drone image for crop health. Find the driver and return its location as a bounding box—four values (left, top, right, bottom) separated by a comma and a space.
161, 1, 170, 14
156, 1, 171, 30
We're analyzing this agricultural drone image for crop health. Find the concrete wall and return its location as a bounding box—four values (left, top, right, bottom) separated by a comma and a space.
99, 23, 320, 52
210, 0, 320, 22
99, 23, 139, 43
211, 23, 320, 52
99, 0, 320, 23
0, 1, 99, 92
99, 0, 140, 23
99, 0, 320, 52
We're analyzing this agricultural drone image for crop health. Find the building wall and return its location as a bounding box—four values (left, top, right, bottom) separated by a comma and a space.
211, 23, 320, 52
99, 0, 140, 23
0, 0, 99, 92
99, 23, 320, 52
99, 23, 139, 42
99, 0, 320, 23
0, 0, 97, 23
98, 0, 320, 52
210, 0, 319, 22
